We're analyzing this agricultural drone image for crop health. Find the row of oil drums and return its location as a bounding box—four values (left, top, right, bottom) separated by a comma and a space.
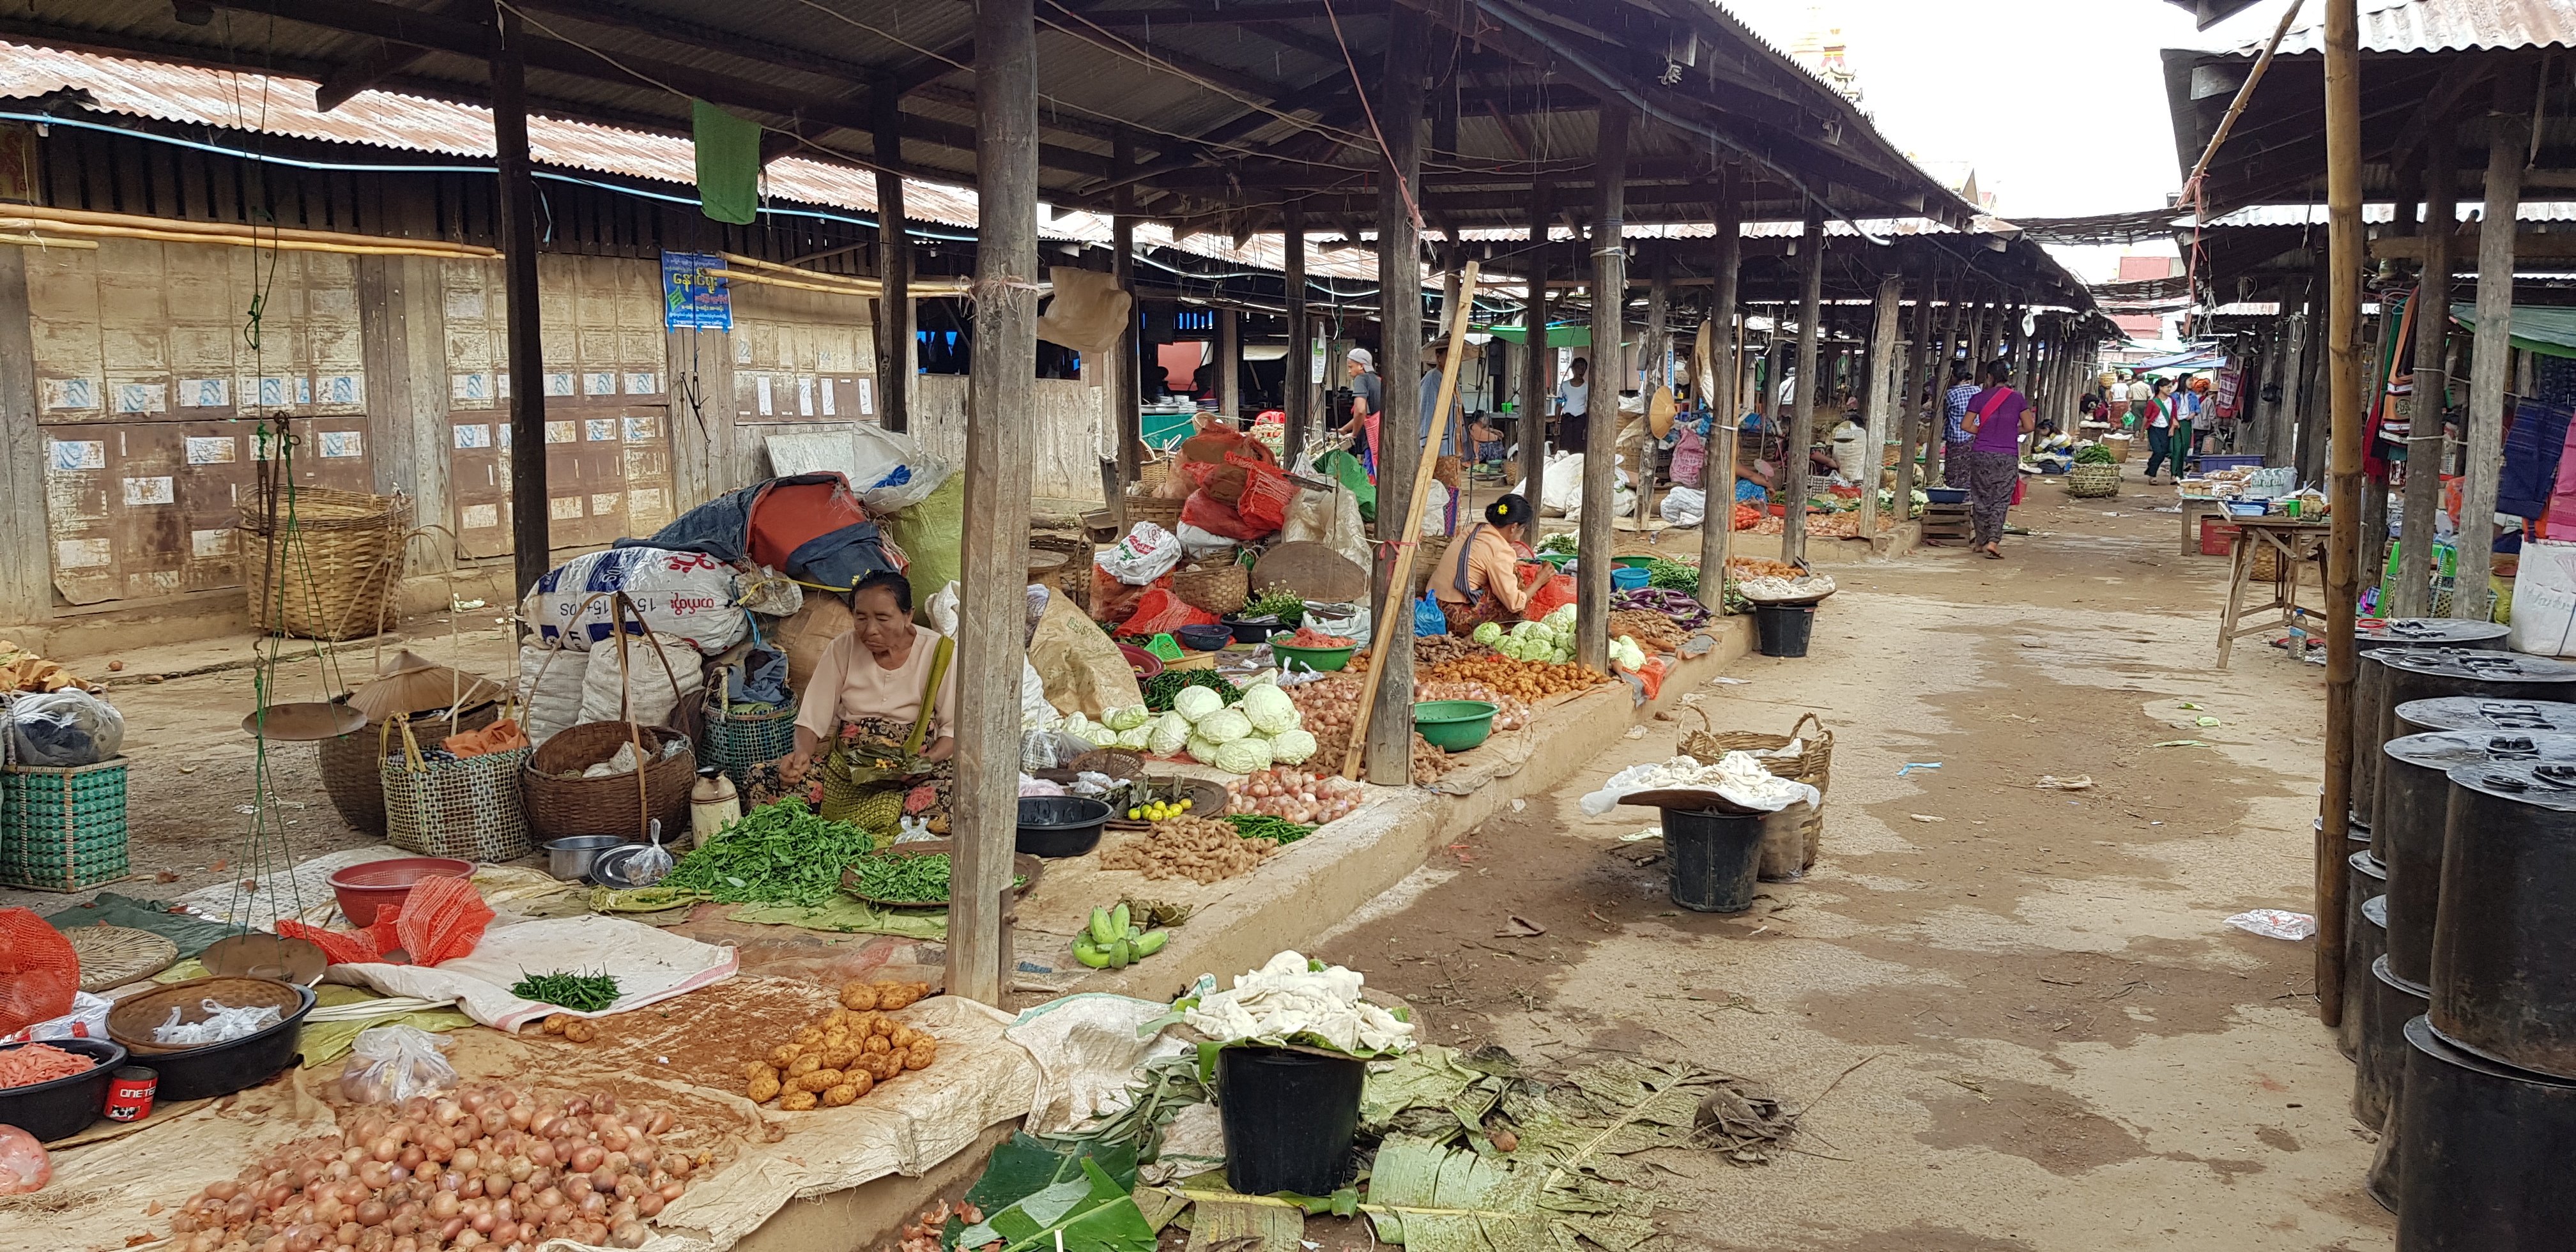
2343, 620, 2576, 1249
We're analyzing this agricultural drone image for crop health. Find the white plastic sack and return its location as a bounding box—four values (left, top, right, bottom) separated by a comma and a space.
2511, 538, 2576, 655
1096, 522, 1184, 584
1281, 484, 1370, 575
1003, 993, 1191, 1135
1660, 485, 1708, 527
850, 423, 953, 514
1418, 480, 1451, 537
1174, 521, 1239, 560
8, 689, 123, 766
1301, 600, 1370, 648
521, 547, 747, 653
1540, 452, 1584, 517
575, 630, 704, 728
518, 644, 588, 746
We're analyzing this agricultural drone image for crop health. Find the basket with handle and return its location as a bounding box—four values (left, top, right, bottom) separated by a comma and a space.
239, 484, 411, 641
380, 695, 533, 862
1172, 562, 1248, 614
700, 649, 799, 796
2065, 462, 2121, 498
521, 593, 698, 840
1677, 708, 1833, 881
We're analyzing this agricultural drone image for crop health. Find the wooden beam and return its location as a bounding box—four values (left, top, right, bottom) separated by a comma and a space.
1361, 4, 1427, 786
1577, 106, 1629, 674
1078, 2, 1383, 26
1783, 200, 1825, 564
1700, 165, 1741, 609
1113, 132, 1142, 496
492, 6, 550, 597
314, 38, 434, 111
2394, 121, 2455, 616
2319, 0, 2365, 1032
1284, 201, 1313, 455
2458, 68, 2532, 617
1516, 181, 1554, 497
1896, 277, 1932, 517
953, 0, 1043, 1008
2370, 229, 2576, 260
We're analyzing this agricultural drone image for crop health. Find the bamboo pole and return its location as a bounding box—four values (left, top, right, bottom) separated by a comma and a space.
2458, 69, 2531, 616
0, 217, 487, 258
1338, 260, 1481, 782
0, 202, 498, 254
1699, 167, 1742, 609
2319, 0, 2365, 1030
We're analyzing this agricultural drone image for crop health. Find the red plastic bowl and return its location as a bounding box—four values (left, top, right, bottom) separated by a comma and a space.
1117, 642, 1165, 680
328, 857, 473, 926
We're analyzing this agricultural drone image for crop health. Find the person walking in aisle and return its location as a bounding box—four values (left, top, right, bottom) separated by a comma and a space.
2126, 372, 2154, 429
1344, 347, 1383, 473
1556, 356, 1592, 454
1941, 365, 1981, 487
1962, 362, 2033, 559
2140, 377, 2179, 482
2174, 372, 2203, 475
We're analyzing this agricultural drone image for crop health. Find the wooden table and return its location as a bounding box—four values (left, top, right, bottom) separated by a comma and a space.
2216, 516, 2333, 668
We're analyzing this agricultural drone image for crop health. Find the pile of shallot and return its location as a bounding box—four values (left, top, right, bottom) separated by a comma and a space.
164, 1085, 701, 1252
1232, 768, 1365, 826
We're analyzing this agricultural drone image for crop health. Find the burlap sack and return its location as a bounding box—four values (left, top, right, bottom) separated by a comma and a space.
1027, 588, 1146, 720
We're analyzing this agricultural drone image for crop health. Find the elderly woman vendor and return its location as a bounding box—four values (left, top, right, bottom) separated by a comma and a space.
745, 570, 958, 838
1428, 493, 1551, 635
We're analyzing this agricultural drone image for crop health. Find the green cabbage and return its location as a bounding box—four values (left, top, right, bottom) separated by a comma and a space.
1173, 685, 1225, 724
1211, 735, 1274, 774
1471, 622, 1503, 646
1544, 604, 1576, 632
1610, 636, 1646, 671
1196, 708, 1254, 744
1146, 712, 1193, 756
1116, 724, 1153, 751
1105, 705, 1151, 731
1186, 733, 1222, 765
1238, 683, 1299, 735
1268, 727, 1318, 765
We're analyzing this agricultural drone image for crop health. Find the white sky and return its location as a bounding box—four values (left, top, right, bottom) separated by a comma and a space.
1719, 0, 2295, 222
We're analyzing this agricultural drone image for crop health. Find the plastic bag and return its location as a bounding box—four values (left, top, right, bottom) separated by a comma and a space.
1413, 593, 1448, 638
153, 998, 283, 1045
1123, 588, 1218, 637
850, 423, 954, 515
0, 1126, 47, 1195
0, 989, 108, 1044
335, 1023, 458, 1105
2223, 909, 2315, 941
7, 689, 123, 767
1173, 522, 1239, 561
1660, 485, 1708, 527
521, 549, 747, 653
1096, 522, 1185, 585
883, 473, 965, 615
1526, 574, 1577, 620
0, 907, 78, 1038
1304, 601, 1370, 648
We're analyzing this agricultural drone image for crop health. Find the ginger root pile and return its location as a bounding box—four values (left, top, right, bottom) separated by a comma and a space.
742, 980, 940, 1111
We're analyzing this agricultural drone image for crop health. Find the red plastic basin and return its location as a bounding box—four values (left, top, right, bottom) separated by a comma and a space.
1118, 641, 1165, 680
328, 857, 473, 926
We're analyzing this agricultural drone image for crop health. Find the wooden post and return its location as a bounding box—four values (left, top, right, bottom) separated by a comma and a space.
1896, 279, 1931, 514
873, 75, 913, 434
1929, 295, 1965, 484
2458, 72, 2530, 616
2395, 123, 2456, 617
1218, 307, 1241, 419
1783, 201, 1825, 565
2264, 314, 2295, 465
1112, 132, 1140, 494
2319, 0, 2366, 1030
951, 0, 1041, 1007
1284, 204, 1312, 457
2300, 251, 2332, 485
1577, 108, 1629, 672
1863, 275, 1902, 538
1515, 183, 1553, 498
491, 8, 551, 597
1699, 167, 1742, 608
1363, 4, 1427, 786
1640, 253, 1669, 527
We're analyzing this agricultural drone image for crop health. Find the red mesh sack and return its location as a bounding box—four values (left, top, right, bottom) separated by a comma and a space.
1090, 567, 1163, 626
1123, 588, 1219, 637
397, 876, 494, 966
275, 920, 382, 966
1231, 454, 1300, 534
1631, 655, 1670, 701
364, 905, 406, 958
0, 908, 78, 1037
1526, 573, 1577, 620
1180, 490, 1264, 542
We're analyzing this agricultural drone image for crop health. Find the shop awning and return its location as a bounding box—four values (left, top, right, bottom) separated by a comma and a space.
2451, 303, 2576, 360
1482, 324, 1595, 347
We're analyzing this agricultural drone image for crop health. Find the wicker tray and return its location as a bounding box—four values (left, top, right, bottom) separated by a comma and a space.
108, 975, 308, 1055
65, 922, 178, 992
839, 840, 1045, 908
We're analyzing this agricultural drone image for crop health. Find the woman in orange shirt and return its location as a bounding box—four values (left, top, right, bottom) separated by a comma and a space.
1429, 494, 1551, 635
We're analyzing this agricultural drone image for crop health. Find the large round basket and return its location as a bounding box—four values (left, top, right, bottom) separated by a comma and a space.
1173, 562, 1248, 614
239, 487, 411, 641
525, 722, 696, 839
318, 701, 502, 837
108, 977, 308, 1056
1678, 709, 1834, 880
2066, 462, 2121, 498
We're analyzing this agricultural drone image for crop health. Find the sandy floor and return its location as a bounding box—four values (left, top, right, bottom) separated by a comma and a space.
1317, 484, 2384, 1251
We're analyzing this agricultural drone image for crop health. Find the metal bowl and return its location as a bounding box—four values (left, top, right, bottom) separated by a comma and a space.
542, 835, 627, 883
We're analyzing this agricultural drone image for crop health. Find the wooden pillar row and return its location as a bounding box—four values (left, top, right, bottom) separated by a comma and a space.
1783, 201, 1825, 564
1700, 167, 1742, 610
2395, 121, 2457, 617
2458, 71, 2532, 614
1577, 108, 1630, 671
1363, 4, 1428, 784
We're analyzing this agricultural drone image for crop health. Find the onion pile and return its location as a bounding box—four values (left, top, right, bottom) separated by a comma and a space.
1232, 768, 1365, 826
1282, 677, 1365, 741
163, 1085, 700, 1252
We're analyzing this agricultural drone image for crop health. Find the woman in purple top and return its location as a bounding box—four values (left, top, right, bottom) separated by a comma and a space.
1962, 362, 2033, 559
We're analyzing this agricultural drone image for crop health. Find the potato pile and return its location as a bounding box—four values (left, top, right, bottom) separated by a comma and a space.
1098, 816, 1278, 883
1420, 653, 1608, 701
537, 1014, 600, 1044
742, 981, 939, 1112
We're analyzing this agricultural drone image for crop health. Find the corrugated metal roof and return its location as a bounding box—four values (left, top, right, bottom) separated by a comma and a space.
2207, 201, 2576, 224
2248, 0, 2576, 56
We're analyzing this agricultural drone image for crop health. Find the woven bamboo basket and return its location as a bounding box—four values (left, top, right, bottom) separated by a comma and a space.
1138, 458, 1174, 492
65, 923, 177, 992
1173, 562, 1248, 614
240, 487, 411, 641
1409, 535, 1453, 594
525, 722, 696, 840
700, 688, 797, 795
381, 707, 533, 861
1124, 493, 1185, 531
1678, 709, 1833, 881
2066, 462, 2121, 498
320, 701, 502, 837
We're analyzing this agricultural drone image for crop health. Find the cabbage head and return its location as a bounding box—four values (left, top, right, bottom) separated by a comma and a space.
1268, 727, 1318, 765
1471, 622, 1504, 646
1212, 735, 1273, 774
1105, 705, 1152, 731
1116, 724, 1153, 751
1173, 685, 1226, 724
1146, 711, 1193, 756
1195, 708, 1254, 745
1186, 733, 1223, 765
1544, 604, 1577, 632
1238, 683, 1298, 735
1610, 636, 1646, 671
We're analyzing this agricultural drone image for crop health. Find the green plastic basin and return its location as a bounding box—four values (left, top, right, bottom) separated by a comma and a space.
1413, 699, 1499, 751
1272, 642, 1356, 672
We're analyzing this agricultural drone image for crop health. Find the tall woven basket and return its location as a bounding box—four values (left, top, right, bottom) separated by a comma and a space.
381, 712, 533, 861
1679, 709, 1834, 881
700, 687, 797, 795
321, 701, 502, 837
2066, 462, 2121, 498
241, 487, 411, 641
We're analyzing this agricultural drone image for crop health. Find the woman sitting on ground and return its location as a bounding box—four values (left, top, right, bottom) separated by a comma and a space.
1429, 493, 1551, 635
747, 570, 957, 841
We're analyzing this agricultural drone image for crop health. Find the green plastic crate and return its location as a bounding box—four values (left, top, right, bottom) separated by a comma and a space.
0, 757, 129, 892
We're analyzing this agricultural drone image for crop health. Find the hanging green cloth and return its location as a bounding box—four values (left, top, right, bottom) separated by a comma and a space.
693, 100, 761, 225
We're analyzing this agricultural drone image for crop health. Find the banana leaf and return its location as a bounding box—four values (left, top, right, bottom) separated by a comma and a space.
964, 1133, 1142, 1213
954, 1158, 1156, 1252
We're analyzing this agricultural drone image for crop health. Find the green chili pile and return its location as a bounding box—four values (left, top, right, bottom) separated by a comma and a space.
509, 970, 621, 1011
1225, 813, 1315, 846
1142, 669, 1242, 714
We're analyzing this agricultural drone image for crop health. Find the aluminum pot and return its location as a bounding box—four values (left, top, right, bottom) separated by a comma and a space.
2430, 761, 2576, 1080
542, 835, 626, 883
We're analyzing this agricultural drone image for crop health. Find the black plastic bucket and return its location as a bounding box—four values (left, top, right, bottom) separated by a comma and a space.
2430, 761, 2576, 1080
1217, 1045, 1365, 1196
1662, 807, 1767, 913
2372, 650, 2576, 834
2367, 1065, 2405, 1214
2377, 732, 2576, 983
2357, 954, 2432, 1131
2339, 885, 2388, 1061
2394, 1016, 2576, 1249
1751, 603, 1814, 658
2392, 696, 2576, 739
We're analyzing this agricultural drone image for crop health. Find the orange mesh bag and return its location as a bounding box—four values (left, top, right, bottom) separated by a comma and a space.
275, 920, 382, 966
395, 875, 494, 966
1122, 588, 1218, 637
1525, 573, 1577, 620
0, 908, 78, 1036
1230, 454, 1300, 534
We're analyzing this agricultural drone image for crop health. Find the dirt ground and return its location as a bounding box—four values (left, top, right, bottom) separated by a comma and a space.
1317, 484, 2384, 1251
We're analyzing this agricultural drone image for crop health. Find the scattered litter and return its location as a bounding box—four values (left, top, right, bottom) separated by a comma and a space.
2034, 775, 2094, 790
1511, 798, 1527, 813
1706, 676, 1751, 685
1908, 814, 1943, 823
2195, 716, 2223, 728
2151, 740, 2207, 749
1496, 916, 1547, 938
2225, 909, 2317, 941
1619, 828, 1662, 843
1623, 726, 1647, 740
2179, 703, 2203, 710
1897, 762, 1943, 776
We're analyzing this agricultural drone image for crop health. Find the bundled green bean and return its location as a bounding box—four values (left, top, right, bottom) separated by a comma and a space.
510, 970, 620, 1011
1225, 813, 1315, 846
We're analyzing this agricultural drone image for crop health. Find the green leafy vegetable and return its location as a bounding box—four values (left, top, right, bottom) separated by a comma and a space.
845, 850, 954, 903
659, 797, 878, 906
509, 970, 620, 1011
1242, 589, 1307, 627
952, 1158, 1156, 1252
963, 1133, 1141, 1213
2076, 443, 2117, 465
1643, 558, 1700, 594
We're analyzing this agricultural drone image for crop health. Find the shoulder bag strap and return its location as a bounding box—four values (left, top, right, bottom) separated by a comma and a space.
901, 634, 956, 756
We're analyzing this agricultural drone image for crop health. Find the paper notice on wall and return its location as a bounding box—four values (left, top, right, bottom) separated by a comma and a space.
857, 378, 875, 416
755, 374, 774, 415
799, 376, 815, 416
822, 378, 837, 416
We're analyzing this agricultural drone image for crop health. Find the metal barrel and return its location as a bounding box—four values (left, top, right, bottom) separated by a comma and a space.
2430, 761, 2576, 1080
2358, 952, 2432, 1131
2371, 650, 2576, 836
2356, 621, 2520, 830
2391, 696, 2576, 739
2393, 1016, 2576, 1250
2378, 732, 2576, 983
2340, 888, 2388, 1060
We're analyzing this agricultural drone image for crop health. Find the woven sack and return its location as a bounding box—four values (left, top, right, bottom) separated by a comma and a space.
240, 486, 411, 641
381, 703, 534, 862
1678, 708, 1834, 880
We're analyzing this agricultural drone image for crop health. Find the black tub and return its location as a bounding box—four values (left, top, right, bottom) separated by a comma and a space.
2354, 623, 2512, 830
2340, 883, 2388, 1061
142, 981, 316, 1103
1218, 1045, 1364, 1196
2391, 696, 2576, 739
2377, 731, 2576, 984
0, 1037, 125, 1141
1016, 796, 1110, 858
2356, 952, 2430, 1131
2394, 1016, 2576, 1249
2430, 761, 2576, 1080
2370, 650, 2576, 833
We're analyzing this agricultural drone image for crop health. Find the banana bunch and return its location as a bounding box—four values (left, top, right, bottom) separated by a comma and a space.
1072, 903, 1170, 969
